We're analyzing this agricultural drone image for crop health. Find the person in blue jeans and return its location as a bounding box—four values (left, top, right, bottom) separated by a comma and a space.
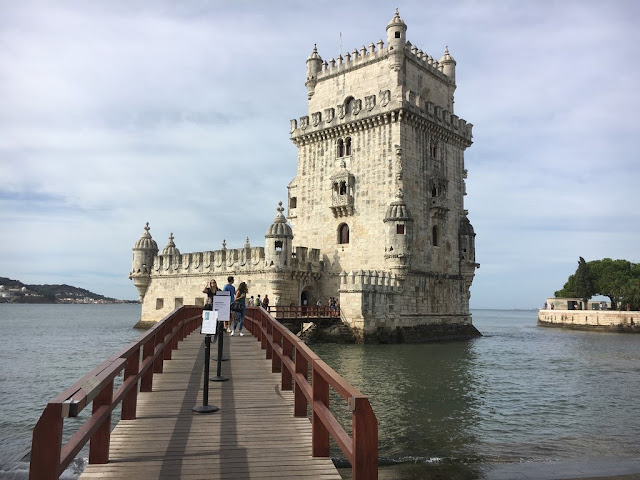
223, 276, 236, 333
231, 281, 248, 336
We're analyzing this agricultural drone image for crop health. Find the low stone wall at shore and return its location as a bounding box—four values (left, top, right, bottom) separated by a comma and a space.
538, 309, 640, 332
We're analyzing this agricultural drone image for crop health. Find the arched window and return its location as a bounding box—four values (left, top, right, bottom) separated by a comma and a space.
432, 226, 439, 247
430, 141, 438, 158
338, 223, 350, 244
339, 181, 347, 195
431, 186, 438, 197
337, 139, 344, 157
345, 97, 354, 115
345, 137, 352, 156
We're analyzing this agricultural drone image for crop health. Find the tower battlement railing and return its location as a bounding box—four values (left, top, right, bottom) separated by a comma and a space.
340, 270, 401, 292
315, 40, 448, 82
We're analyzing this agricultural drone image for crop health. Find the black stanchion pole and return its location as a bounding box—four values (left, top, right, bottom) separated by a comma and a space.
193, 335, 219, 413
211, 325, 229, 382
212, 317, 229, 362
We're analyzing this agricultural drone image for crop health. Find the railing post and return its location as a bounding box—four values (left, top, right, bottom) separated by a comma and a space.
272, 328, 282, 373
153, 326, 164, 373
312, 362, 330, 457
294, 348, 308, 417
29, 404, 63, 480
140, 337, 155, 392
122, 346, 140, 420
282, 337, 293, 390
88, 380, 113, 464
352, 397, 379, 480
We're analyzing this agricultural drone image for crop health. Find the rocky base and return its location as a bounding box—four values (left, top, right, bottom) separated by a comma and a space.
364, 323, 482, 344
134, 320, 157, 329
298, 321, 482, 344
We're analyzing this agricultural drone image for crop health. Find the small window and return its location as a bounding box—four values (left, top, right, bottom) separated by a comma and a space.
430, 142, 438, 158
396, 224, 405, 234
339, 181, 347, 195
432, 226, 439, 247
338, 223, 350, 244
395, 31, 400, 38
290, 196, 297, 209
175, 297, 183, 308
337, 139, 344, 157
156, 298, 164, 310
275, 240, 283, 251
345, 137, 352, 156
432, 186, 438, 197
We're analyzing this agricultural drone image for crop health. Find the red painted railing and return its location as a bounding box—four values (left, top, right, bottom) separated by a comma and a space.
268, 305, 340, 321
244, 306, 378, 480
29, 306, 203, 480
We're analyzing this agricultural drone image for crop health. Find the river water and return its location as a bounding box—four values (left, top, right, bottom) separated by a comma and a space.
1, 305, 640, 479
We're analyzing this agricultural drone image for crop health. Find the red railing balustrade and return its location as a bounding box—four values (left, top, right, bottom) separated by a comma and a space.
29, 306, 203, 480
244, 306, 378, 480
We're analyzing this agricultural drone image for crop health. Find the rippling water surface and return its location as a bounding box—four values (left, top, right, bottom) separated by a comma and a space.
2, 306, 640, 479
314, 310, 640, 478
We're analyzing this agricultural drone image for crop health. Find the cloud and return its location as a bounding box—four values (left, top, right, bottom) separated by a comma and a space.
1, 0, 639, 307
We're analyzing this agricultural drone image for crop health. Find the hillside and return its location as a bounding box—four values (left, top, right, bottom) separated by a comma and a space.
0, 277, 135, 304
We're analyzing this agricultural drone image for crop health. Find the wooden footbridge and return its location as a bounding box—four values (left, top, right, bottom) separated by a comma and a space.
29, 306, 378, 479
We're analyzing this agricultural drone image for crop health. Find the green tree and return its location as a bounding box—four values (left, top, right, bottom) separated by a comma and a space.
588, 258, 633, 310
574, 257, 595, 308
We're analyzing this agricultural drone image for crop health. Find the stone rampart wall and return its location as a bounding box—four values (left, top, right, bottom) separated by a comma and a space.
538, 310, 640, 332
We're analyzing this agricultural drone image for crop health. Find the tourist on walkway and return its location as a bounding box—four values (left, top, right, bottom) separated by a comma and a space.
231, 282, 248, 336
202, 279, 220, 310
223, 276, 236, 333
262, 294, 270, 312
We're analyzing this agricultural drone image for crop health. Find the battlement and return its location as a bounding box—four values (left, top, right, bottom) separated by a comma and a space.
339, 270, 401, 292
150, 244, 321, 277
290, 96, 473, 142
314, 40, 448, 83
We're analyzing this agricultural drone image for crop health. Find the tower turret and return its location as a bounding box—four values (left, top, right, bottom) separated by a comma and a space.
264, 202, 293, 269
305, 44, 323, 99
383, 189, 413, 277
439, 46, 456, 81
386, 8, 407, 71
130, 223, 158, 301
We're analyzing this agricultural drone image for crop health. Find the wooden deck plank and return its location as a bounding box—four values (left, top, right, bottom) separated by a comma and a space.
78, 331, 342, 480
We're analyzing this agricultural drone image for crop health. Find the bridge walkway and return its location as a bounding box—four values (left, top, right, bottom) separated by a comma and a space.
78, 330, 341, 479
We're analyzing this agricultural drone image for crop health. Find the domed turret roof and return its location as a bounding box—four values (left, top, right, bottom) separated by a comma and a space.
459, 215, 475, 236
439, 46, 456, 64
133, 223, 158, 251
161, 233, 180, 256
306, 44, 322, 62
265, 202, 293, 238
386, 8, 406, 31
384, 189, 413, 221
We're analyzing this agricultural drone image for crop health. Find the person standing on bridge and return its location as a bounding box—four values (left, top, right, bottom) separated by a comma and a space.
202, 279, 220, 310
223, 276, 236, 333
262, 294, 270, 312
231, 282, 248, 336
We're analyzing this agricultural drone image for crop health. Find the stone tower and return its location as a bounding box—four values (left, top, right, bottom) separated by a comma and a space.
287, 9, 479, 341
129, 223, 158, 301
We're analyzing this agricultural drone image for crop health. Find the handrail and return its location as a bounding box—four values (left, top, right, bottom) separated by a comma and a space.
29, 305, 203, 480
244, 306, 378, 479
269, 305, 341, 321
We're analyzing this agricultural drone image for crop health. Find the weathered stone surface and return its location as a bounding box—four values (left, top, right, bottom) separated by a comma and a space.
129, 10, 479, 343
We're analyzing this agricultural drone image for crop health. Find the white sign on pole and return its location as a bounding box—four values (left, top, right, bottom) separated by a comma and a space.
213, 292, 231, 322
201, 310, 218, 335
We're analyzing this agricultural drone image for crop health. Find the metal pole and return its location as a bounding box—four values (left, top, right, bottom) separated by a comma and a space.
193, 335, 219, 413
211, 327, 229, 382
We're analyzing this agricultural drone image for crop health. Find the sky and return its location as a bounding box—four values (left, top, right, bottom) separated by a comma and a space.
1, 0, 639, 308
